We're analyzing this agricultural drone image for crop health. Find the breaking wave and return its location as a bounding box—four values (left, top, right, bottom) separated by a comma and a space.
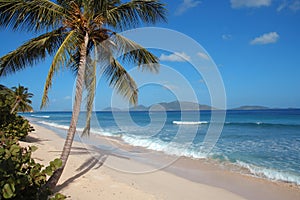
172, 121, 209, 125
236, 160, 300, 185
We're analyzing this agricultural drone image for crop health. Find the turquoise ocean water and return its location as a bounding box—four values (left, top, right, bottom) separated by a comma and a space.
22, 109, 300, 185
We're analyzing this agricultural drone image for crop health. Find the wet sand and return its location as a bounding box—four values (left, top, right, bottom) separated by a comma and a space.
21, 123, 300, 199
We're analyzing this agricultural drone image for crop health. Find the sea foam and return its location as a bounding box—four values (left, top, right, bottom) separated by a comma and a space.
38, 121, 69, 130
38, 121, 118, 137
236, 160, 300, 185
122, 135, 208, 159
31, 114, 50, 119
172, 121, 208, 125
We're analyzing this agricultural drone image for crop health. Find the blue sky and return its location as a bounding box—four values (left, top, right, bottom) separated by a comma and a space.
1, 0, 300, 110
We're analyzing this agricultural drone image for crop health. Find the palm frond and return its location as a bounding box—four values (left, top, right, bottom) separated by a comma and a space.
67, 50, 80, 75
0, 0, 67, 31
57, 0, 82, 7
106, 0, 167, 30
9, 84, 33, 113
0, 84, 9, 91
82, 0, 98, 21
41, 30, 78, 108
82, 46, 97, 136
103, 56, 138, 105
111, 33, 160, 72
84, 0, 119, 20
0, 28, 65, 76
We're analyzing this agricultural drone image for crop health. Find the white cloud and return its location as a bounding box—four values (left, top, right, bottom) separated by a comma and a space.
176, 0, 201, 15
250, 32, 279, 45
231, 0, 272, 8
160, 81, 180, 91
159, 52, 191, 62
290, 0, 300, 11
64, 96, 72, 100
197, 52, 209, 60
199, 79, 205, 83
277, 1, 287, 11
277, 0, 300, 11
163, 84, 179, 91
222, 34, 232, 40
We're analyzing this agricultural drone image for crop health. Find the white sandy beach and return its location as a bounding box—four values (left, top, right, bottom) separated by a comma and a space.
21, 124, 300, 200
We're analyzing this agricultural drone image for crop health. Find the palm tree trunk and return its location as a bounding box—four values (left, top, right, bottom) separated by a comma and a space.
10, 99, 20, 114
46, 32, 89, 191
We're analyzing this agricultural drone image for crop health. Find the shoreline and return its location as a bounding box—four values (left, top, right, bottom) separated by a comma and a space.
24, 123, 244, 199
24, 122, 300, 199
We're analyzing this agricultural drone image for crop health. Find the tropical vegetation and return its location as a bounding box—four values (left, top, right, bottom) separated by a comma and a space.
0, 131, 64, 200
9, 84, 33, 114
0, 0, 166, 190
0, 84, 64, 199
0, 85, 34, 139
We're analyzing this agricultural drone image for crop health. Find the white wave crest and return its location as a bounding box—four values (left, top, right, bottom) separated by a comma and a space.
90, 128, 120, 137
38, 121, 69, 130
38, 121, 117, 137
122, 135, 207, 159
31, 114, 50, 119
236, 160, 300, 185
172, 121, 208, 125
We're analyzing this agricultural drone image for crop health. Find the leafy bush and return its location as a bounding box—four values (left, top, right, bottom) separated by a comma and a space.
0, 85, 65, 199
49, 193, 67, 200
0, 115, 34, 140
0, 85, 34, 140
0, 132, 64, 200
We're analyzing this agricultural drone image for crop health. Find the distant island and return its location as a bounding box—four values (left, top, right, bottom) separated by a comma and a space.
103, 101, 214, 111
102, 101, 299, 111
102, 107, 122, 112
230, 106, 270, 110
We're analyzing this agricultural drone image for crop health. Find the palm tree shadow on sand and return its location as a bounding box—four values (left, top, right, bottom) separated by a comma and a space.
24, 135, 49, 144
55, 146, 129, 192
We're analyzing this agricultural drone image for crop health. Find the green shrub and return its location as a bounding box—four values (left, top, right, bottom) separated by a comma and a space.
0, 88, 34, 140
0, 115, 34, 140
0, 132, 64, 200
49, 193, 67, 200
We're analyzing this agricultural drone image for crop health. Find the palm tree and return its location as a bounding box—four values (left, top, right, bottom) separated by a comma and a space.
0, 0, 166, 190
9, 84, 34, 113
0, 84, 33, 113
0, 84, 10, 110
0, 84, 6, 90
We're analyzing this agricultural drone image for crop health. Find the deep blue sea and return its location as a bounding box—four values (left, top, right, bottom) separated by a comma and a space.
22, 109, 300, 185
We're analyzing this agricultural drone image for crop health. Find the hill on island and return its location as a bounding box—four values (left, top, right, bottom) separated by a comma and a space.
103, 103, 298, 111
148, 101, 213, 111
102, 107, 122, 111
103, 101, 214, 111
231, 106, 270, 110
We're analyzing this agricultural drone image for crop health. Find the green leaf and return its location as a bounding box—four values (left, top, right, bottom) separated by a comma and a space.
2, 183, 15, 199
0, 147, 5, 155
50, 193, 66, 200
4, 149, 11, 159
30, 145, 38, 152
50, 158, 62, 169
10, 144, 20, 156
33, 174, 46, 185
43, 166, 54, 176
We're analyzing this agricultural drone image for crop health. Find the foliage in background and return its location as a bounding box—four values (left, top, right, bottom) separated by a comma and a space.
0, 132, 64, 199
8, 85, 33, 114
0, 84, 34, 140
0, 84, 33, 114
0, 115, 34, 140
0, 85, 12, 116
0, 84, 64, 199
